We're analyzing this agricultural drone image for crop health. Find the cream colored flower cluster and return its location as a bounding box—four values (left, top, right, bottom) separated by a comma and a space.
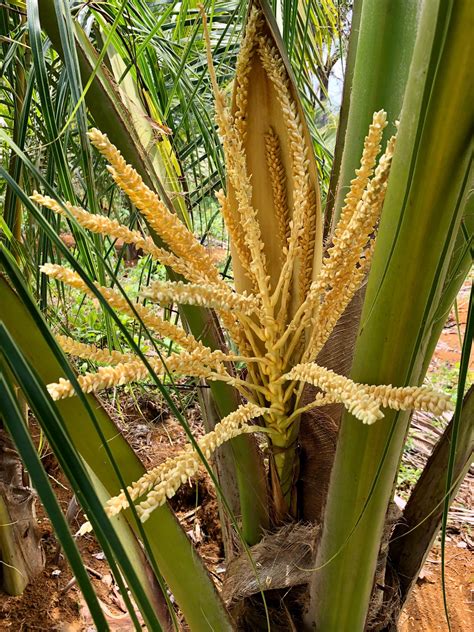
303, 133, 397, 362
35, 5, 453, 523
30, 192, 202, 284
284, 363, 384, 425
88, 128, 222, 286
57, 334, 137, 365
41, 114, 446, 524
203, 13, 271, 312
264, 128, 290, 261
306, 117, 387, 311
258, 36, 312, 309
40, 263, 224, 364
365, 383, 452, 414
323, 136, 395, 287
233, 6, 262, 140
215, 189, 253, 280
106, 403, 266, 522
47, 361, 150, 400
317, 111, 389, 289
284, 363, 451, 425
334, 111, 388, 238
257, 36, 319, 303
48, 346, 230, 401
268, 109, 393, 371
143, 279, 260, 315
271, 113, 395, 369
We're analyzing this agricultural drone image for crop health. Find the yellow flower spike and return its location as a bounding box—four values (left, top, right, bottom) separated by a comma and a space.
87, 128, 223, 286
143, 279, 260, 315
264, 128, 290, 262
39, 97, 451, 521
40, 263, 223, 362
257, 35, 313, 308
105, 403, 267, 521
30, 192, 209, 284
47, 349, 231, 401
284, 363, 451, 425
215, 189, 253, 280
303, 133, 397, 362
283, 363, 384, 425
201, 6, 271, 312
47, 361, 150, 400
364, 383, 452, 414
333, 110, 387, 238
56, 334, 137, 365
233, 6, 263, 141
40, 104, 405, 519
273, 123, 396, 367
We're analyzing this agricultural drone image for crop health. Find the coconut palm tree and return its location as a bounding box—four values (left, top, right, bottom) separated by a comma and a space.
0, 0, 472, 629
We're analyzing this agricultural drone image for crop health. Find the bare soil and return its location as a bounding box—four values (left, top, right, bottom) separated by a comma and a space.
400, 543, 473, 631
428, 280, 473, 370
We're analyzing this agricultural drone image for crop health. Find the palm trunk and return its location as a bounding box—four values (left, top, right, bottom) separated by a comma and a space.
0, 422, 44, 595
